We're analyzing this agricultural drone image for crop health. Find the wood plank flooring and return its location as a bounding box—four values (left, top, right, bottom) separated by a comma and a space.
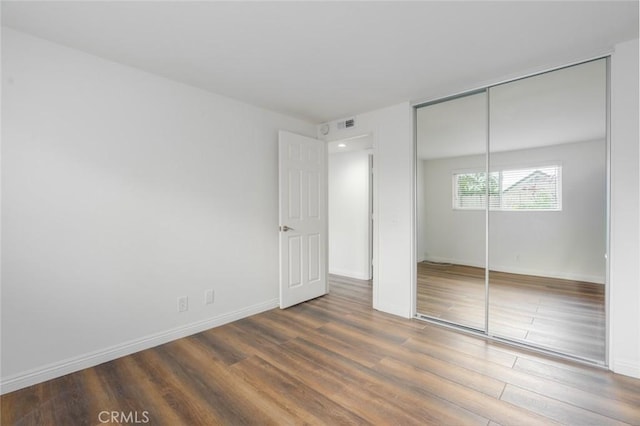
3, 274, 638, 425
417, 262, 606, 362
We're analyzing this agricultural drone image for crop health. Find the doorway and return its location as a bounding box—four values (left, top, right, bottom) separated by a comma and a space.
328, 134, 374, 284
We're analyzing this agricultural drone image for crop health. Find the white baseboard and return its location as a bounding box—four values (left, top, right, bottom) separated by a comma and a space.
0, 298, 279, 395
423, 256, 484, 269
374, 300, 411, 319
329, 268, 371, 280
423, 256, 605, 284
611, 358, 640, 379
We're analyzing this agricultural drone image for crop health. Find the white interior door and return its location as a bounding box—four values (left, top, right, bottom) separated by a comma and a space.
278, 130, 328, 308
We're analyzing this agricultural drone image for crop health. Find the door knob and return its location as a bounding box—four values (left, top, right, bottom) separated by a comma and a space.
280, 225, 293, 232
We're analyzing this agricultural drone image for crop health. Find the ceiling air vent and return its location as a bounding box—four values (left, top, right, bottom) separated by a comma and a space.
337, 117, 356, 130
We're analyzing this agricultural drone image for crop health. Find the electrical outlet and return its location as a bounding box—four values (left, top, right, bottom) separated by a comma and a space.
177, 296, 188, 312
205, 289, 215, 305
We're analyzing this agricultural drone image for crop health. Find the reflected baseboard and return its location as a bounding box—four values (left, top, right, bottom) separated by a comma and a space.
420, 257, 604, 285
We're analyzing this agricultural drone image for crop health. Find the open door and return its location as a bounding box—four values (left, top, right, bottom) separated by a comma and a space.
278, 130, 328, 308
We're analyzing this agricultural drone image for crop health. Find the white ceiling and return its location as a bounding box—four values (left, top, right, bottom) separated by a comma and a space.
417, 58, 607, 159
2, 1, 638, 124
328, 134, 374, 154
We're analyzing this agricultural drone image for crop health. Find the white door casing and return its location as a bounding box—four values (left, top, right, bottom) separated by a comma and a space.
278, 130, 328, 308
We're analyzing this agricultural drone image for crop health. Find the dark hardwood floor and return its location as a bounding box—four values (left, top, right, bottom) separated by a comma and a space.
417, 262, 606, 362
2, 274, 639, 425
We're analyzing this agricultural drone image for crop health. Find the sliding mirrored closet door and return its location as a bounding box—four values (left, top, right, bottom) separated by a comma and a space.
416, 91, 488, 331
488, 59, 607, 362
416, 58, 608, 363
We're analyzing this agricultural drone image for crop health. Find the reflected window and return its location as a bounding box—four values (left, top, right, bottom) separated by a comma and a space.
453, 165, 561, 211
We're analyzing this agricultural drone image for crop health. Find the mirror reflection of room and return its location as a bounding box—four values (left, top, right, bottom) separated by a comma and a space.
416, 59, 607, 363
416, 91, 488, 331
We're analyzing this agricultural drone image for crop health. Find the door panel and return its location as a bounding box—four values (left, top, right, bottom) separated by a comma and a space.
288, 236, 302, 287
487, 59, 607, 362
279, 130, 328, 308
415, 91, 488, 331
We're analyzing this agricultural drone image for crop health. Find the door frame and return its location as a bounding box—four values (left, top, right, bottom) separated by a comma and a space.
327, 136, 375, 282
323, 132, 378, 305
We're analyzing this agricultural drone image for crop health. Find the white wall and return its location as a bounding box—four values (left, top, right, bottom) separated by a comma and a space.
422, 154, 486, 269
320, 102, 414, 318
328, 149, 371, 280
610, 38, 640, 378
422, 140, 606, 283
1, 28, 316, 392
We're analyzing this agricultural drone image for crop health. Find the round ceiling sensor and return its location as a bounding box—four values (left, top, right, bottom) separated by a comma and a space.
320, 123, 330, 135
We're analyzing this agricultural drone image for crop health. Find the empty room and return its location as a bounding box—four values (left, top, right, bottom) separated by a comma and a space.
1, 1, 639, 425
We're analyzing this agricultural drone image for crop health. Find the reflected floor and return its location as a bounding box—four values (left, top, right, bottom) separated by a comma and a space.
417, 262, 605, 362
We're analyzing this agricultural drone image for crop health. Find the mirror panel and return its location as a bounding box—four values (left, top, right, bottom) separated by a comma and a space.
416, 91, 487, 330
487, 59, 607, 362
